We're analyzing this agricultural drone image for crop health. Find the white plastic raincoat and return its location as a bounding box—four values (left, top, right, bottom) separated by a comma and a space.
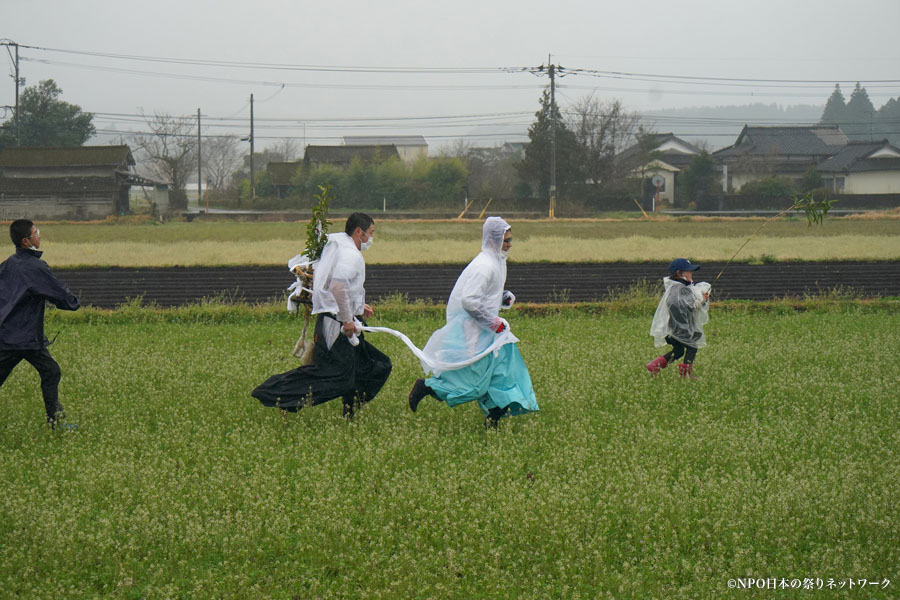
650, 278, 711, 348
310, 232, 366, 349
311, 232, 365, 319
419, 217, 518, 375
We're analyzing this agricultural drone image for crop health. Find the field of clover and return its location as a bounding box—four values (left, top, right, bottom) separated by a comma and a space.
1, 300, 898, 599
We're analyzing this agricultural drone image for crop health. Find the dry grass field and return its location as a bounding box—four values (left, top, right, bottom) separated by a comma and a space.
25, 215, 900, 267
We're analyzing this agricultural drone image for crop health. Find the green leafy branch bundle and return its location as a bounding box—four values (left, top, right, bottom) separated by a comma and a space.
713, 193, 837, 285
304, 184, 332, 262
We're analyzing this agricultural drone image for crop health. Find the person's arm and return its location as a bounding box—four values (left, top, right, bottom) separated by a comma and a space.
330, 255, 362, 335
329, 279, 357, 335
33, 263, 80, 311
459, 271, 504, 332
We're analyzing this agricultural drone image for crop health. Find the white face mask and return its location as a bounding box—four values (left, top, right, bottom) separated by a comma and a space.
360, 237, 373, 251
499, 249, 509, 260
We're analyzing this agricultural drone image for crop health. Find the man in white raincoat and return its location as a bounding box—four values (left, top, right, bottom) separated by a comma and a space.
407, 216, 538, 426
252, 213, 392, 417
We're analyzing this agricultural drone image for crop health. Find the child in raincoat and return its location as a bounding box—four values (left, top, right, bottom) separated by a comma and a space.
645, 258, 711, 380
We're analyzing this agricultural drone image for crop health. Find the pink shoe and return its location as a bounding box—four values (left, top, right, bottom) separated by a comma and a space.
645, 355, 668, 375
678, 363, 700, 380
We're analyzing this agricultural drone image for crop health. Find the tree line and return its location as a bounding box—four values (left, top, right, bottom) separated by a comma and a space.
3, 79, 899, 212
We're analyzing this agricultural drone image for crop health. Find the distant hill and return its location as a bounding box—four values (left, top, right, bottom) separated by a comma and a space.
639, 103, 825, 151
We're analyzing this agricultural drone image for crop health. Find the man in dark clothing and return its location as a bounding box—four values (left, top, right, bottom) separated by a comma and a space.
251, 213, 392, 418
0, 220, 81, 426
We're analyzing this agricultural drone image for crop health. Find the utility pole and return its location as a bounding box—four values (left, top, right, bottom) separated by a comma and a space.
2, 40, 22, 146
548, 57, 557, 219
197, 108, 202, 212
249, 93, 255, 203
14, 42, 20, 147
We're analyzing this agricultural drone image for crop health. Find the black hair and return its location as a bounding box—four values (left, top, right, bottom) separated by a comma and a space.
345, 212, 374, 236
10, 219, 34, 248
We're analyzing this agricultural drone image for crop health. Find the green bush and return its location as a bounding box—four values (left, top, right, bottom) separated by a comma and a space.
739, 176, 795, 198
798, 167, 824, 193
281, 157, 469, 209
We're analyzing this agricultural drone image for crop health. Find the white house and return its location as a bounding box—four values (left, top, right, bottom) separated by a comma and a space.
816, 141, 900, 194
618, 133, 702, 204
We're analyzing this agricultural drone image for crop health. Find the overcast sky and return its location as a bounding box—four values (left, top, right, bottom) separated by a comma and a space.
3, 0, 899, 151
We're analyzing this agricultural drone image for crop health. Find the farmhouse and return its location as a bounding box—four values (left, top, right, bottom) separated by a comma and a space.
303, 144, 401, 170
816, 140, 900, 194
617, 133, 702, 204
0, 145, 166, 220
342, 135, 427, 164
267, 160, 303, 198
713, 125, 848, 191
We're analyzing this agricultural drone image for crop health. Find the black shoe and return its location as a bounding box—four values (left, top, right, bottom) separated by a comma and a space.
408, 378, 432, 413
342, 402, 355, 420
47, 409, 66, 430
342, 394, 357, 420
483, 406, 508, 429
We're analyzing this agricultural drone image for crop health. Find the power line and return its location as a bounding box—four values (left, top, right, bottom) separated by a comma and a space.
22, 57, 545, 91
19, 44, 517, 74
566, 66, 900, 85
17, 42, 900, 90
89, 109, 534, 123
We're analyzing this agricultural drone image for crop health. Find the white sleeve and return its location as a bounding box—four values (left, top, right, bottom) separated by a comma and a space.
458, 269, 496, 330
330, 252, 363, 322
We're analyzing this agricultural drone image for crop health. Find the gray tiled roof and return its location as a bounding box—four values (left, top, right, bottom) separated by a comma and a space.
714, 126, 848, 159
617, 133, 700, 168
343, 135, 427, 147
304, 145, 400, 166
0, 145, 135, 168
817, 141, 900, 173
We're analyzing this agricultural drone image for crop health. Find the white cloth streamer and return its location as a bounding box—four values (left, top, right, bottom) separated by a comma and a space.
361, 321, 515, 375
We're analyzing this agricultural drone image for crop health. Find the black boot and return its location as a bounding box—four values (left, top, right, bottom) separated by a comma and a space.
408, 378, 434, 412
46, 405, 65, 430
342, 394, 357, 420
484, 406, 508, 429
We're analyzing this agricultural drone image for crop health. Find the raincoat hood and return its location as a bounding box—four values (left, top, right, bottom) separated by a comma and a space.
481, 216, 510, 259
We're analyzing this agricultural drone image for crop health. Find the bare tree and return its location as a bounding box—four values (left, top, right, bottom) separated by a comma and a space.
204, 135, 242, 190
267, 138, 299, 161
437, 138, 472, 158
131, 111, 197, 210
568, 95, 642, 192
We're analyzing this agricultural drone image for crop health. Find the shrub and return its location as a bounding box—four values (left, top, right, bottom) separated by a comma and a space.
739, 176, 795, 199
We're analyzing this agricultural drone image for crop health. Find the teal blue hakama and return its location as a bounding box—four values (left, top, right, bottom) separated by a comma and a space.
426, 343, 539, 418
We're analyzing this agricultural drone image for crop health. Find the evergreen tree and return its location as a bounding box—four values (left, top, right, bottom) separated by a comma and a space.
677, 152, 719, 208
0, 79, 95, 149
876, 97, 900, 146
845, 83, 877, 140
518, 89, 584, 197
820, 84, 848, 129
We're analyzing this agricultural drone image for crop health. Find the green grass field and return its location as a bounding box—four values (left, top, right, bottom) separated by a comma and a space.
26, 216, 900, 266
1, 301, 897, 598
